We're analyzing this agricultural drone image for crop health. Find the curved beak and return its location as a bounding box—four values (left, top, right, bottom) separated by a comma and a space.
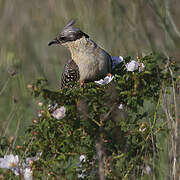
48, 39, 59, 46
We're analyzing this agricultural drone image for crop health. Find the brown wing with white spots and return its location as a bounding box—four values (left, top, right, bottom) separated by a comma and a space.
61, 59, 80, 88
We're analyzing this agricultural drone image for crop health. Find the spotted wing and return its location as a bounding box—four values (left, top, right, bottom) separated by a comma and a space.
61, 59, 80, 88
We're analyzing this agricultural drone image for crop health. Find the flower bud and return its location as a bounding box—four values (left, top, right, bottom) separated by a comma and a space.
32, 119, 39, 124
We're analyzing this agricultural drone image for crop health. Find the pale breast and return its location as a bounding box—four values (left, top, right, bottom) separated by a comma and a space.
69, 37, 111, 81
75, 51, 109, 81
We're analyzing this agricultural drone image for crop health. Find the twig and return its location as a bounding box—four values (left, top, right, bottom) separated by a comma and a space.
0, 78, 10, 96
12, 115, 22, 149
164, 0, 180, 39
169, 66, 178, 180
96, 140, 105, 180
149, 120, 156, 180
148, 0, 180, 46
2, 105, 17, 137
152, 90, 162, 130
22, 137, 35, 159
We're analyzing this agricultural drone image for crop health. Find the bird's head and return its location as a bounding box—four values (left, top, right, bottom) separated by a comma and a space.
48, 20, 89, 47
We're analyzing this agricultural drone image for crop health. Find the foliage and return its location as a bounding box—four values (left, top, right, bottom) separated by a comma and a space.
0, 54, 179, 179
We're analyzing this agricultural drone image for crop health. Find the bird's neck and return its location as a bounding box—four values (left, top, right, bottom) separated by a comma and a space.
64, 36, 97, 63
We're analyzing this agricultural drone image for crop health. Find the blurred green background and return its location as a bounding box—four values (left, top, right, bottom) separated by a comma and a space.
0, 0, 180, 139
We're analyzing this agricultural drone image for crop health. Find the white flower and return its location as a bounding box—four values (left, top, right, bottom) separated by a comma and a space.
139, 63, 145, 72
145, 165, 152, 174
0, 153, 41, 178
94, 75, 114, 86
23, 152, 42, 180
0, 154, 20, 175
126, 60, 139, 72
80, 155, 86, 163
23, 167, 33, 180
52, 106, 66, 120
139, 123, 147, 132
118, 103, 124, 110
38, 102, 43, 107
25, 152, 42, 166
77, 155, 86, 179
38, 112, 42, 117
111, 56, 123, 69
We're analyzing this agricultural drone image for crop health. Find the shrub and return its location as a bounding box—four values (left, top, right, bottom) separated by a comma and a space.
0, 53, 179, 179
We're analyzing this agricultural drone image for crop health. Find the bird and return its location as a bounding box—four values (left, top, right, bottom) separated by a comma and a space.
48, 20, 112, 88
